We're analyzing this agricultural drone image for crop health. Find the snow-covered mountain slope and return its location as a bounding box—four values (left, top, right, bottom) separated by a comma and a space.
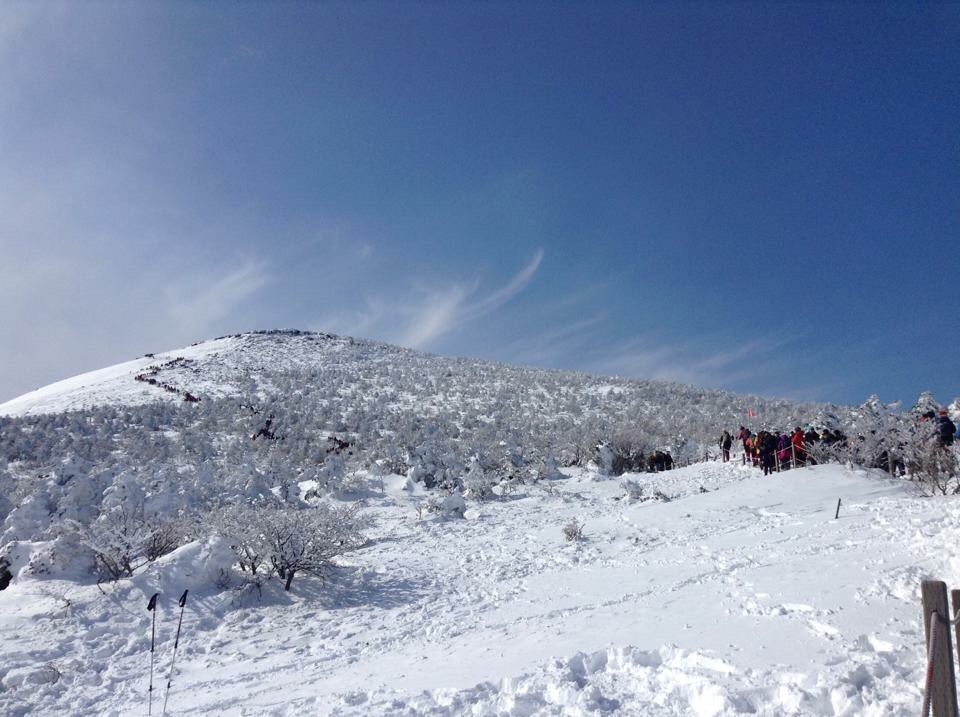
0, 461, 953, 716
0, 329, 840, 460
0, 331, 369, 417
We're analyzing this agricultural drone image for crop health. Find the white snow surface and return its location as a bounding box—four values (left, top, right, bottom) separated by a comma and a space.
0, 332, 402, 417
1, 461, 955, 716
0, 339, 230, 417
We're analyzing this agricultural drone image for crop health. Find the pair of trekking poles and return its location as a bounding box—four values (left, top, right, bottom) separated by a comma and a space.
146, 589, 189, 716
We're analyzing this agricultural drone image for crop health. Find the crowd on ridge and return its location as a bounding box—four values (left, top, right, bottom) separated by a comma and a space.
718, 409, 957, 477
645, 450, 674, 472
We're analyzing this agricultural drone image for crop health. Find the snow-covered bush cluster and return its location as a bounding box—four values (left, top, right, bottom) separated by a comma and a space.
562, 519, 584, 542
802, 394, 960, 494
213, 502, 368, 590
0, 365, 374, 591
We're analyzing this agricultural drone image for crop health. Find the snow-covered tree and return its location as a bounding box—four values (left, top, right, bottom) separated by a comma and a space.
462, 456, 496, 500
82, 501, 185, 581
260, 503, 367, 591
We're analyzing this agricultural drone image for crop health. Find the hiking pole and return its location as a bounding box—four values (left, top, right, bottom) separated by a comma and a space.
161, 590, 189, 716
147, 593, 159, 716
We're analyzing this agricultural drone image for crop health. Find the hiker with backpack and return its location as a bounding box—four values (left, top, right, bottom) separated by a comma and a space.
756, 431, 776, 475
937, 409, 956, 448
777, 432, 791, 470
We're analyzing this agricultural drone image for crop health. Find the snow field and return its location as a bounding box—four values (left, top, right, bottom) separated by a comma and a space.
1, 461, 956, 716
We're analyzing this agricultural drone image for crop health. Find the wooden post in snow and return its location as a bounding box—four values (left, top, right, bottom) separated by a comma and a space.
953, 589, 960, 694
922, 580, 959, 717
834, 498, 841, 519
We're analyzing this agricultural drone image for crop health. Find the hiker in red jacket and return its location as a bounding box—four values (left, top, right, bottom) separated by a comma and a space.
790, 427, 806, 467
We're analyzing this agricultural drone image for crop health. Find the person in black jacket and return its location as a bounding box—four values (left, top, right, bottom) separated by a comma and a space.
937, 409, 956, 448
719, 430, 733, 462
803, 427, 820, 465
758, 430, 777, 475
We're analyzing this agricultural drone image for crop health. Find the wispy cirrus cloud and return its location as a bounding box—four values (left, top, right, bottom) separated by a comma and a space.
585, 334, 810, 395
399, 284, 474, 348
317, 250, 545, 350
400, 249, 544, 348
164, 260, 270, 339
502, 315, 607, 368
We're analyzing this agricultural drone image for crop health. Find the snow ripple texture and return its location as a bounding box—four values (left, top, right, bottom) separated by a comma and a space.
342, 644, 915, 717
1, 462, 956, 716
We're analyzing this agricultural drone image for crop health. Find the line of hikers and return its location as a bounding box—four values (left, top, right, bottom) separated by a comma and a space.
645, 450, 674, 473
719, 425, 847, 476
718, 408, 957, 477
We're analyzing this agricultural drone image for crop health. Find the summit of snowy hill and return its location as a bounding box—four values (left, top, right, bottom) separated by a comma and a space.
0, 331, 390, 417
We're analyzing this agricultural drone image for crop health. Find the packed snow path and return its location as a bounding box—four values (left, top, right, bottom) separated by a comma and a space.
1, 462, 957, 716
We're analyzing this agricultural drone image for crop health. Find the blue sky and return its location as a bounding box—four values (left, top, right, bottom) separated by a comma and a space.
1, 2, 958, 406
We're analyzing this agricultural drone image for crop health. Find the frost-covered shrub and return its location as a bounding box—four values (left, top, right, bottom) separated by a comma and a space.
595, 443, 617, 476
215, 501, 368, 591
906, 439, 959, 496
537, 452, 564, 481
596, 433, 648, 476
151, 536, 238, 594
649, 489, 672, 503
0, 471, 14, 523
376, 451, 409, 478
619, 481, 671, 504
145, 517, 192, 562
407, 442, 464, 491
427, 490, 466, 519
562, 519, 584, 542
303, 456, 367, 501
261, 503, 368, 591
88, 468, 193, 578
621, 479, 644, 502
213, 503, 272, 576
25, 523, 98, 580
82, 504, 186, 581
462, 456, 496, 500
0, 529, 98, 587
223, 459, 278, 504
49, 464, 112, 525
1, 489, 54, 544
315, 451, 348, 492
805, 438, 851, 468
